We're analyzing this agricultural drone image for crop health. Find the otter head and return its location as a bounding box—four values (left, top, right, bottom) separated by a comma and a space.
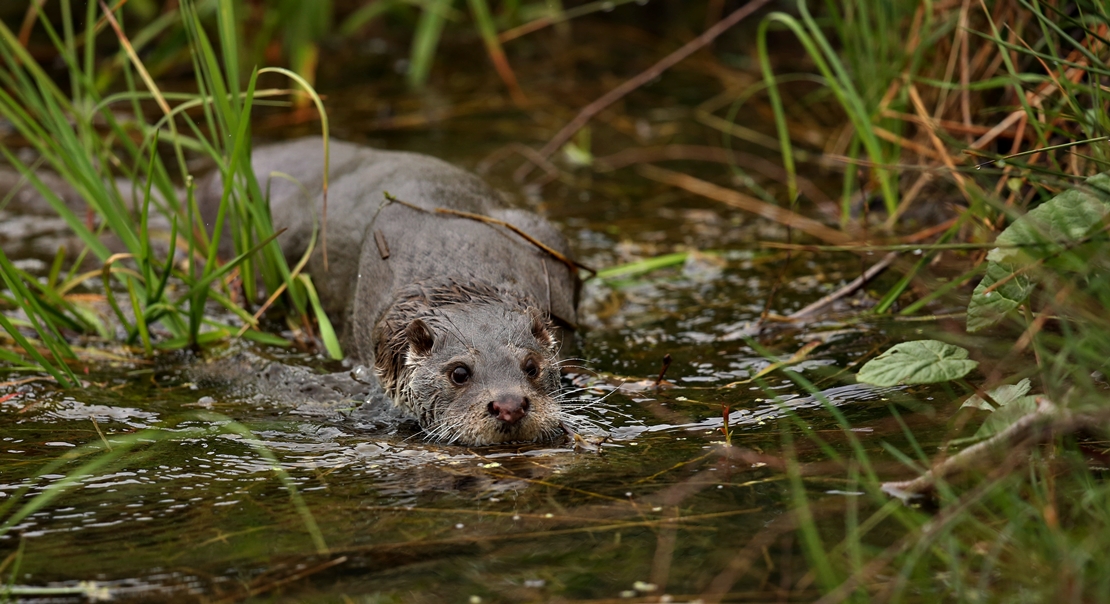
373, 281, 564, 445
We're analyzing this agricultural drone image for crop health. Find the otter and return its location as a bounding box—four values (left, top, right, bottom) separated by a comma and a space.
215, 138, 580, 445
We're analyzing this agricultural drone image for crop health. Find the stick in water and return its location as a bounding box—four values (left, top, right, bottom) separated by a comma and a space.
655, 353, 673, 388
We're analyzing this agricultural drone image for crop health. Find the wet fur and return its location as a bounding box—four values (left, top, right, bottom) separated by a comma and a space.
214, 138, 580, 445
373, 278, 563, 445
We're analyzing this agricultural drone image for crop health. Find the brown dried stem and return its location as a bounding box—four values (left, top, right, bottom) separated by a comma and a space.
514, 0, 774, 182
638, 164, 857, 245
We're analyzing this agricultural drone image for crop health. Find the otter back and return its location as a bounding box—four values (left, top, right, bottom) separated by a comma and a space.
229, 138, 580, 445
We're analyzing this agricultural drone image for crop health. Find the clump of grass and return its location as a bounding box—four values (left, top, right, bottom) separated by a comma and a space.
717, 0, 1110, 600
0, 0, 341, 378
0, 0, 662, 378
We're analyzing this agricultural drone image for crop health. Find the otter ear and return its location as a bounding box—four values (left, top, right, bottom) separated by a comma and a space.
528, 308, 556, 351
406, 319, 435, 356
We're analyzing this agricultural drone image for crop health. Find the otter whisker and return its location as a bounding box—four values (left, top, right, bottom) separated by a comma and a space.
554, 357, 588, 366
552, 385, 597, 397
553, 386, 613, 403
438, 313, 473, 351
562, 384, 625, 412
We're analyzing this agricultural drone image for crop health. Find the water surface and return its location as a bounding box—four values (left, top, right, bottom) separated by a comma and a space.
0, 15, 963, 602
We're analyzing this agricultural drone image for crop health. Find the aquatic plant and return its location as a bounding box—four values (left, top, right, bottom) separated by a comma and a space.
0, 0, 340, 375
732, 0, 1110, 600
5, 0, 1110, 601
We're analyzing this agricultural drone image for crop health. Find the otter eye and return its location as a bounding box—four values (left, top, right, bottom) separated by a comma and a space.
523, 357, 539, 379
450, 365, 471, 385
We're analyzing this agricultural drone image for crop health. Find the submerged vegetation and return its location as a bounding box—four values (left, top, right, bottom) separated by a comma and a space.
1, 0, 1110, 601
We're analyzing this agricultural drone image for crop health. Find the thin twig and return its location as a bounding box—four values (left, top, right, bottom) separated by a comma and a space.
17, 0, 47, 47
907, 82, 971, 199
638, 165, 856, 245
514, 0, 774, 182
654, 353, 672, 388
882, 400, 1105, 499
213, 556, 348, 604
475, 142, 561, 179
594, 144, 839, 218
382, 192, 594, 276
91, 418, 111, 451
787, 252, 899, 320
98, 1, 171, 116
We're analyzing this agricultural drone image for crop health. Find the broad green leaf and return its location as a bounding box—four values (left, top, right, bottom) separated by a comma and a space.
970, 172, 1110, 331
961, 377, 1031, 411
972, 395, 1039, 440
966, 261, 1032, 332
988, 172, 1110, 266
857, 340, 978, 386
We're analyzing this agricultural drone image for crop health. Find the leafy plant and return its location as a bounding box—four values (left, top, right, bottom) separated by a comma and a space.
968, 172, 1110, 332
856, 340, 978, 387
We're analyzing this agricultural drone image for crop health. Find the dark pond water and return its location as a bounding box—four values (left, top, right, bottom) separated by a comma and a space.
0, 13, 967, 603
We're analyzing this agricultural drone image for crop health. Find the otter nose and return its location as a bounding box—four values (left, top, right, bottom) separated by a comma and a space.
489, 395, 530, 424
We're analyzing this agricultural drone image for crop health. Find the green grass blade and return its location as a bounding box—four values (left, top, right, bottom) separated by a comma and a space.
783, 432, 841, 592
298, 274, 343, 360
757, 19, 798, 204
181, 229, 284, 303
0, 260, 75, 386
595, 252, 695, 280
339, 0, 398, 36
127, 278, 152, 355
467, 0, 526, 105
409, 0, 454, 88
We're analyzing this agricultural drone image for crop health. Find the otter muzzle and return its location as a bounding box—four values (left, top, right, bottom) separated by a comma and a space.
489, 395, 530, 425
